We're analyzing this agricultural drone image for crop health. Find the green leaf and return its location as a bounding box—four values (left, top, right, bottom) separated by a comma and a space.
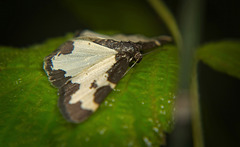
197, 40, 240, 79
0, 35, 179, 147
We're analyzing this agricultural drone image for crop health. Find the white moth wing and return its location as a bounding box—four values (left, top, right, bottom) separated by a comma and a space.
51, 40, 117, 78
79, 30, 111, 39
45, 39, 122, 123
69, 55, 117, 111
79, 30, 168, 44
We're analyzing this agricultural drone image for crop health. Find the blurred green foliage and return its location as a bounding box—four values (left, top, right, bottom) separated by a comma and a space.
0, 33, 179, 146
197, 41, 240, 79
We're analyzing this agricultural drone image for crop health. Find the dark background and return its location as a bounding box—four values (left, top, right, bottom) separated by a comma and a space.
1, 0, 240, 147
1, 0, 240, 47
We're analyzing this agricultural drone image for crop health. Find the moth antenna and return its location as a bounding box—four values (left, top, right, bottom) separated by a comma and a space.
122, 59, 139, 78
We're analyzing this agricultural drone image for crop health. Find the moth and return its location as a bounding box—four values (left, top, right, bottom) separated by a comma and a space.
44, 30, 171, 123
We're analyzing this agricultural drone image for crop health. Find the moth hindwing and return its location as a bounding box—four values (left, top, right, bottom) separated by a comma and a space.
43, 30, 171, 123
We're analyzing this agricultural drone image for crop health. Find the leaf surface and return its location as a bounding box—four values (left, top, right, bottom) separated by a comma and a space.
0, 34, 178, 147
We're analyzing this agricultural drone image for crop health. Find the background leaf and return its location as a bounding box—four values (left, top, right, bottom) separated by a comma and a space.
197, 40, 240, 79
0, 34, 178, 146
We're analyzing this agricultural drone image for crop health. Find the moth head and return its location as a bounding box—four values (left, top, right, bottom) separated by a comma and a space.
134, 51, 142, 63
